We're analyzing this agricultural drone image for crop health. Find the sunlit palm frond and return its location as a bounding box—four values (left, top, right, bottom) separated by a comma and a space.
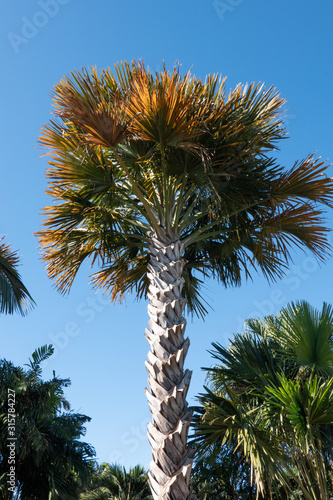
51, 67, 129, 148
192, 386, 287, 496
124, 62, 223, 152
269, 301, 333, 376
264, 373, 333, 499
206, 335, 279, 393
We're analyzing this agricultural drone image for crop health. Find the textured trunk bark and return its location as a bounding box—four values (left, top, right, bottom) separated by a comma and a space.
145, 236, 195, 500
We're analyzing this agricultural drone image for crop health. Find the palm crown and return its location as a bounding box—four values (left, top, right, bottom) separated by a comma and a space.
38, 61, 333, 316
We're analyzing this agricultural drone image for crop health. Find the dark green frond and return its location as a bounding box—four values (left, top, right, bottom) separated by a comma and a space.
0, 237, 35, 315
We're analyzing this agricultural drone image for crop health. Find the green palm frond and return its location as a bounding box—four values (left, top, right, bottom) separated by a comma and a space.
192, 386, 287, 495
206, 334, 279, 394
0, 237, 35, 315
268, 301, 333, 376
80, 463, 151, 500
24, 344, 55, 384
265, 374, 333, 436
80, 486, 112, 500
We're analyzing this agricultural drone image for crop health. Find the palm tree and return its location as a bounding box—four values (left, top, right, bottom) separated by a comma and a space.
0, 345, 95, 499
0, 237, 35, 315
80, 463, 152, 500
193, 301, 333, 498
37, 61, 333, 499
190, 444, 257, 499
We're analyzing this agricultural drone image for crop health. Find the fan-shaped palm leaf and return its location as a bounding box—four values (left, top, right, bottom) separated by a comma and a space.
268, 301, 333, 376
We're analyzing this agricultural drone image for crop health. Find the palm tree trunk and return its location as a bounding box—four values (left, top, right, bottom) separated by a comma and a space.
145, 236, 195, 500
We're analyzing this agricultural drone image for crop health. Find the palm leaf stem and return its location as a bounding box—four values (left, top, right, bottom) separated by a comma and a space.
111, 147, 162, 238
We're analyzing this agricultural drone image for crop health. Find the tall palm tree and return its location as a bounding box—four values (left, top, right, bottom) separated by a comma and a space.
193, 301, 333, 498
37, 61, 333, 499
0, 237, 35, 315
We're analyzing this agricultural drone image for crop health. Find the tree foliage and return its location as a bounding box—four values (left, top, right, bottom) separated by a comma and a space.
79, 463, 152, 500
0, 237, 35, 315
0, 345, 95, 499
192, 301, 333, 499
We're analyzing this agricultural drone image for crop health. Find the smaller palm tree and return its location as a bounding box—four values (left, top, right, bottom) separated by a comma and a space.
192, 301, 333, 499
190, 443, 257, 499
80, 463, 152, 500
0, 237, 35, 315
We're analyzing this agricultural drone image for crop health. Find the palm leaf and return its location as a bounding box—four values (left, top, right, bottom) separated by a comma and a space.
0, 237, 35, 315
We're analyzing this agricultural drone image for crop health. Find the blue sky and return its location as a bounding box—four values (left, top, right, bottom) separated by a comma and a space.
1, 0, 333, 468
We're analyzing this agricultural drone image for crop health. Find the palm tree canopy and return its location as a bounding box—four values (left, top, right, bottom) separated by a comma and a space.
38, 61, 333, 317
0, 237, 35, 315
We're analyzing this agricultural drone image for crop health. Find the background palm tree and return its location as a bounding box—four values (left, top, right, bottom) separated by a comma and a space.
190, 444, 257, 499
0, 237, 35, 315
80, 463, 152, 500
0, 345, 95, 499
190, 443, 304, 499
37, 61, 333, 499
193, 301, 333, 498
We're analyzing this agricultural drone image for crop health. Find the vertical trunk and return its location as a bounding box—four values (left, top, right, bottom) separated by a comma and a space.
145, 236, 195, 500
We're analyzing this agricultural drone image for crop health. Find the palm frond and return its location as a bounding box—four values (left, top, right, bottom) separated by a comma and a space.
270, 301, 333, 376
0, 237, 35, 315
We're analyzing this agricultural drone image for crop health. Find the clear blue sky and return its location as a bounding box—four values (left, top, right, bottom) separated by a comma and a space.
1, 0, 332, 469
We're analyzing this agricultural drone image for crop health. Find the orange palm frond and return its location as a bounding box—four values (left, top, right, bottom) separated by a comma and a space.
37, 228, 98, 294
50, 67, 129, 148
123, 62, 221, 150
